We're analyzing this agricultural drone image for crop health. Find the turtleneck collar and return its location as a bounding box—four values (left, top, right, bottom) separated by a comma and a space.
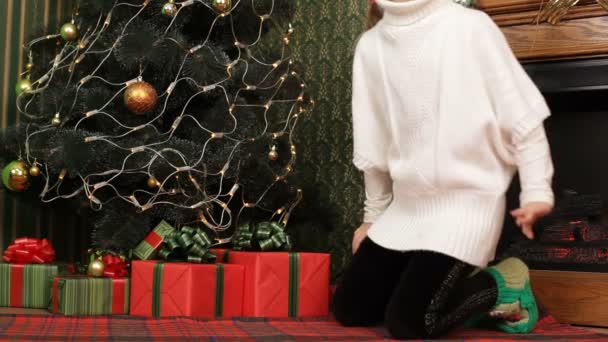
375, 0, 451, 26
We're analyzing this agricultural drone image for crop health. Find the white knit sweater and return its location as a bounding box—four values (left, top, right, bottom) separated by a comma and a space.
352, 0, 555, 267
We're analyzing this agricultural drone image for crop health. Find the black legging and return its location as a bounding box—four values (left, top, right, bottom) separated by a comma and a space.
333, 238, 498, 339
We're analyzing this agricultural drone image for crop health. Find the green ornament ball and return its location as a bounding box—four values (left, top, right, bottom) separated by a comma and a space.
162, 2, 178, 17
15, 79, 32, 96
2, 160, 31, 192
60, 22, 78, 41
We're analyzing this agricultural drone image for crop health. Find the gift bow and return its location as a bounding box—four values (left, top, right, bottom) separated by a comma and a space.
233, 221, 291, 251
102, 254, 129, 278
88, 249, 130, 278
158, 226, 216, 263
2, 237, 55, 264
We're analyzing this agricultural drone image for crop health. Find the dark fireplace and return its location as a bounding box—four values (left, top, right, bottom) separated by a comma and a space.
498, 58, 608, 272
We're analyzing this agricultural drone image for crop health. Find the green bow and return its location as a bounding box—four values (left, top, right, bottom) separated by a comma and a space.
158, 226, 216, 263
233, 221, 291, 251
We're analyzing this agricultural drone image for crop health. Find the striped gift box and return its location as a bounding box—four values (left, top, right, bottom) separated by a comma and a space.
133, 221, 175, 260
0, 263, 63, 308
51, 277, 130, 316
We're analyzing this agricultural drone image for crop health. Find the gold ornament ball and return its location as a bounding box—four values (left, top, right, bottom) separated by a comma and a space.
15, 79, 32, 97
29, 165, 41, 177
60, 22, 79, 41
87, 259, 105, 277
51, 115, 61, 126
25, 62, 34, 70
268, 147, 279, 161
2, 161, 31, 192
213, 0, 232, 12
124, 81, 158, 115
162, 1, 178, 17
147, 176, 160, 188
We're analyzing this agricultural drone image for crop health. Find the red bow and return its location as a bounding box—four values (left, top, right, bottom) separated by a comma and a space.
102, 254, 128, 278
2, 238, 55, 264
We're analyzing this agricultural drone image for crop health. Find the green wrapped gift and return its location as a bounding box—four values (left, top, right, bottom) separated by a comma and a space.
0, 263, 70, 308
51, 276, 130, 315
133, 221, 176, 260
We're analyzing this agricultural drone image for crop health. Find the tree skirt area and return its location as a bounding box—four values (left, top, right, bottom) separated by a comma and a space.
0, 314, 605, 341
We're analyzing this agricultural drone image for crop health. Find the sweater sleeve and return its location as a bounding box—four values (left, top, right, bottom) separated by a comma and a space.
474, 13, 551, 146
351, 35, 391, 172
363, 168, 393, 223
514, 125, 555, 207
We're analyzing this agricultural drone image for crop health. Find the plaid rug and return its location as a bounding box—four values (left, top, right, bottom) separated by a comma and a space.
0, 314, 605, 341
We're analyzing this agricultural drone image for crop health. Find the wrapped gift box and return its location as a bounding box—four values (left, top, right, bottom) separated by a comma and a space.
133, 221, 176, 260
129, 261, 244, 318
227, 251, 330, 317
0, 263, 69, 308
50, 276, 130, 315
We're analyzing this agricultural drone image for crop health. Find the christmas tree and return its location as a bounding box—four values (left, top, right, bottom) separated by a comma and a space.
2, 0, 315, 253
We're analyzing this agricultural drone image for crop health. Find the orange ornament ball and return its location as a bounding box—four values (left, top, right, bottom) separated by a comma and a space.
124, 81, 158, 115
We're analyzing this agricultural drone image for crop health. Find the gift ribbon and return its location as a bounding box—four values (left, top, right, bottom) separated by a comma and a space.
152, 262, 164, 318
9, 265, 24, 307
2, 238, 55, 264
112, 278, 128, 314
88, 248, 129, 278
288, 253, 300, 317
158, 226, 215, 263
102, 255, 129, 278
221, 250, 230, 263
144, 231, 163, 248
52, 276, 62, 313
215, 264, 224, 317
233, 222, 291, 251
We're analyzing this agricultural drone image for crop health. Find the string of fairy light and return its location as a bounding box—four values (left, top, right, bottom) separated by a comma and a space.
9, 0, 313, 239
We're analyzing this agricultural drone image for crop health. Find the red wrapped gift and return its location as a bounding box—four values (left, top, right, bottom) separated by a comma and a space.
130, 261, 244, 318
1, 238, 72, 309
227, 252, 330, 317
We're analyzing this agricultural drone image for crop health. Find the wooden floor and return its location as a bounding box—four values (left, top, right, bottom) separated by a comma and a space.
582, 326, 608, 334
530, 271, 608, 328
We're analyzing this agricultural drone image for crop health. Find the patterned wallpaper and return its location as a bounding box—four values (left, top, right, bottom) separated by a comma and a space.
0, 0, 90, 262
0, 1, 367, 273
291, 2, 367, 276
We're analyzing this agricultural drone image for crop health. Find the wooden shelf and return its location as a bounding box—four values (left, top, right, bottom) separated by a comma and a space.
503, 16, 608, 60
478, 0, 608, 60
491, 4, 607, 27
531, 270, 608, 327
478, 0, 601, 17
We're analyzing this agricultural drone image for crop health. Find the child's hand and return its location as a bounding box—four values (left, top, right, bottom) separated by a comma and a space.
352, 223, 371, 254
510, 202, 553, 240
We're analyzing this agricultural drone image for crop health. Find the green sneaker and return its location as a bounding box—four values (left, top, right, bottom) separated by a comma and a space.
484, 258, 538, 334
